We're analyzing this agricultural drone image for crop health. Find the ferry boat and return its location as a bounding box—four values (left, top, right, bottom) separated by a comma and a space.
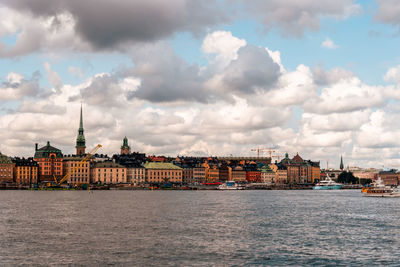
312, 177, 342, 190
362, 177, 400, 197
218, 181, 242, 190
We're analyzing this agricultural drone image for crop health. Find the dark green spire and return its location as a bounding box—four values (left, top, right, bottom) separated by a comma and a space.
340, 155, 344, 170
76, 105, 86, 152
121, 136, 130, 150
120, 136, 131, 155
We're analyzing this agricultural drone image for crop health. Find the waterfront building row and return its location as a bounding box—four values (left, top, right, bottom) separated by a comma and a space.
0, 106, 321, 186
0, 147, 323, 186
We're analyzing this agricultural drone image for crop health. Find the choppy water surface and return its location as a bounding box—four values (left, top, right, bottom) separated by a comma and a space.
1, 190, 400, 266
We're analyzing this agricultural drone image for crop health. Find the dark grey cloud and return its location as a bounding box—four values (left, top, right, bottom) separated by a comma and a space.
221, 45, 281, 94
75, 74, 123, 107
374, 0, 400, 27
3, 0, 227, 49
68, 42, 281, 105
127, 43, 208, 103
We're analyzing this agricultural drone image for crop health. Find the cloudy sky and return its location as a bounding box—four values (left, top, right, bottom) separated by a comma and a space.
2, 0, 400, 169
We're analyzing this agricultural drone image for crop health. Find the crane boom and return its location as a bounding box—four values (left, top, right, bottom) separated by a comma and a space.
57, 144, 102, 185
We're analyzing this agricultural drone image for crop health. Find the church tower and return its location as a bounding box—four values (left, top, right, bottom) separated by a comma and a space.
121, 136, 131, 155
340, 155, 344, 171
75, 105, 86, 156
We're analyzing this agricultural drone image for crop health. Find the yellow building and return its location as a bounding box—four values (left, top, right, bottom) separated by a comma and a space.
144, 162, 182, 184
63, 156, 91, 185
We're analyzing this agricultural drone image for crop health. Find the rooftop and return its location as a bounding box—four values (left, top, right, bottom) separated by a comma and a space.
143, 162, 182, 170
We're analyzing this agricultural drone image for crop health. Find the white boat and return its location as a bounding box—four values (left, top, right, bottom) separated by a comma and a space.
312, 177, 342, 190
218, 181, 241, 190
362, 177, 400, 197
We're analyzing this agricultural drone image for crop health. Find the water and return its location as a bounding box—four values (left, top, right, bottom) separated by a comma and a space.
0, 190, 399, 266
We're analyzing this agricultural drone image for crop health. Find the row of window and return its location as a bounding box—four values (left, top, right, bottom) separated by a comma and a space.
96, 168, 125, 172
43, 167, 61, 170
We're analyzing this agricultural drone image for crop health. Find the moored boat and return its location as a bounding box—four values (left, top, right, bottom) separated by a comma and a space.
312, 177, 342, 190
218, 181, 241, 190
362, 177, 400, 197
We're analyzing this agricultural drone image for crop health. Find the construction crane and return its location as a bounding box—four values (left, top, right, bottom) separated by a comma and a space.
251, 147, 268, 158
263, 148, 276, 158
56, 144, 102, 185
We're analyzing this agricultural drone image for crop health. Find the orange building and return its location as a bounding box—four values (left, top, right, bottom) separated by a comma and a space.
34, 141, 63, 182
205, 164, 219, 182
13, 158, 39, 185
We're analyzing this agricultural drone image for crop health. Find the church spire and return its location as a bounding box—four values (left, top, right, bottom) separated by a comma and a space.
76, 104, 86, 155
121, 136, 131, 155
79, 104, 83, 129
340, 155, 344, 170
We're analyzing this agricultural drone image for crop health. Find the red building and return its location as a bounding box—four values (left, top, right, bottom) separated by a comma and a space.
148, 156, 168, 162
246, 170, 261, 183
34, 141, 63, 183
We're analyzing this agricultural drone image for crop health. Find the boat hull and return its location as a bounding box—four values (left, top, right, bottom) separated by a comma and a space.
312, 185, 342, 190
362, 193, 400, 197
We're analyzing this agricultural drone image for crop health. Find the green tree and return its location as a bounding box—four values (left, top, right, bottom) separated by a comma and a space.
359, 178, 372, 185
337, 171, 358, 184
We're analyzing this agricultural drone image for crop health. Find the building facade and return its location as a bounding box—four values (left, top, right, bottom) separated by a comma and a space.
144, 162, 183, 184
63, 156, 90, 185
205, 164, 219, 183
91, 161, 127, 184
379, 170, 399, 186
128, 166, 145, 185
246, 170, 261, 183
34, 141, 63, 183
0, 153, 14, 183
182, 167, 194, 184
192, 165, 206, 184
275, 165, 288, 184
281, 153, 320, 184
230, 166, 246, 182
260, 165, 275, 184
13, 158, 38, 185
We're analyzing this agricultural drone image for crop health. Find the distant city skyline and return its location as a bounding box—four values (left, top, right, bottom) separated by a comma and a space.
1, 0, 400, 169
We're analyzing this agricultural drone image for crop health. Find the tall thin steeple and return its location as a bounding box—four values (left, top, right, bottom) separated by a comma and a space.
76, 104, 86, 155
340, 155, 344, 171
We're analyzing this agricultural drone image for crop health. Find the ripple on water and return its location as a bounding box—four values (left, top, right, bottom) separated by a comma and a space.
0, 190, 400, 266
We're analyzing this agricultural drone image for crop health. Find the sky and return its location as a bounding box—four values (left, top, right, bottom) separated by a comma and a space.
2, 0, 400, 169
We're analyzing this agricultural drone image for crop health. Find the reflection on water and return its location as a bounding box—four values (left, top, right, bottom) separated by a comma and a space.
1, 190, 399, 266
